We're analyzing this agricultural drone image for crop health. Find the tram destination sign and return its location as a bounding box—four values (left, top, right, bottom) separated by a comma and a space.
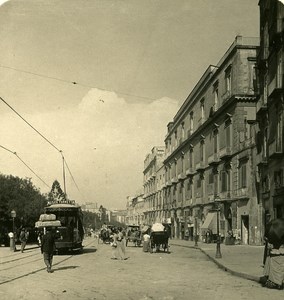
47, 199, 76, 206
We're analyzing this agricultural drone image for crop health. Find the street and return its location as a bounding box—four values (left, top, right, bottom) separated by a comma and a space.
0, 237, 282, 300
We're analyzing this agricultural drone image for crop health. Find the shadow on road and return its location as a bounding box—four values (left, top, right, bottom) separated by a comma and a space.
82, 248, 97, 254
54, 266, 79, 271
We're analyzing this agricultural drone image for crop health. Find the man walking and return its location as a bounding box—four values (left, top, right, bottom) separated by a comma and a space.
41, 227, 56, 273
19, 228, 29, 253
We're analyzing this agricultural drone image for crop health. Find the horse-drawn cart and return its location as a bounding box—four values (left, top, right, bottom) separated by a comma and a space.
149, 223, 170, 253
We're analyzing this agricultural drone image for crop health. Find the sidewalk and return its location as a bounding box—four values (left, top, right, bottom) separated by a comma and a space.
0, 243, 39, 260
171, 239, 264, 282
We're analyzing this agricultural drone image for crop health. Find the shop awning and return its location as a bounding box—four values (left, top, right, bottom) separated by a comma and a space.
200, 212, 217, 233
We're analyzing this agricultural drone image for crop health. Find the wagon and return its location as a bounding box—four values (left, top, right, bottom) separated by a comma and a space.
149, 231, 170, 253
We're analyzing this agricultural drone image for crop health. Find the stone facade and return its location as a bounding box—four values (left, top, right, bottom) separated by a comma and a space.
256, 0, 284, 227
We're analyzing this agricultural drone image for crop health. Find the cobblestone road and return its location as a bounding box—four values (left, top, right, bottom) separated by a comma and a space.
0, 237, 282, 299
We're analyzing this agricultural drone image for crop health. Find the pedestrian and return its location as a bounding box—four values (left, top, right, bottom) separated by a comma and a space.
142, 231, 150, 252
110, 227, 119, 260
41, 227, 56, 273
19, 228, 29, 253
117, 227, 128, 260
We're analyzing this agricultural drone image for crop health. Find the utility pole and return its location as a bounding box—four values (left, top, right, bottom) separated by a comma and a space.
60, 151, 67, 198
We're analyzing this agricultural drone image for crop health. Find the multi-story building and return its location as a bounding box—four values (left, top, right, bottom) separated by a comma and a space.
125, 190, 146, 225
256, 0, 284, 229
111, 209, 128, 224
143, 146, 165, 225
164, 36, 263, 245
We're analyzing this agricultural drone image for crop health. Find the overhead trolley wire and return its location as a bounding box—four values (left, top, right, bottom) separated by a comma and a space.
0, 96, 83, 199
0, 64, 157, 101
0, 96, 61, 153
64, 158, 84, 198
0, 144, 51, 188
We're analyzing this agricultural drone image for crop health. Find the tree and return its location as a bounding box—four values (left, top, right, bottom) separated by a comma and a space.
47, 180, 66, 202
0, 174, 48, 231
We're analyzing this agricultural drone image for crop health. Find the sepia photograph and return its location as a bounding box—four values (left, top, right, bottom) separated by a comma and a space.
0, 0, 283, 299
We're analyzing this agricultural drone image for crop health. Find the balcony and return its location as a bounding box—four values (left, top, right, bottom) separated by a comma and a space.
235, 187, 249, 199
274, 185, 284, 196
269, 139, 283, 158
221, 90, 231, 104
256, 153, 268, 167
219, 146, 232, 160
208, 153, 220, 165
178, 172, 186, 181
196, 161, 206, 171
268, 74, 284, 99
197, 117, 205, 128
171, 177, 179, 184
185, 167, 195, 176
187, 129, 193, 138
256, 95, 267, 116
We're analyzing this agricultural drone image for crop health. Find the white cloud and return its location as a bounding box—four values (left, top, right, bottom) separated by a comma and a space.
0, 0, 9, 6
0, 88, 179, 208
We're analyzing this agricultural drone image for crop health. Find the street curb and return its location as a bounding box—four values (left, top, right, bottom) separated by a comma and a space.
171, 242, 261, 283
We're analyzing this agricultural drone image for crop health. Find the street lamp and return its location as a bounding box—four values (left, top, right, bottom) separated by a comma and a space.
11, 210, 16, 252
214, 196, 222, 258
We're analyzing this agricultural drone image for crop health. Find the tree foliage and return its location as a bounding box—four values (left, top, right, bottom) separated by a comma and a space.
47, 179, 66, 202
0, 174, 48, 231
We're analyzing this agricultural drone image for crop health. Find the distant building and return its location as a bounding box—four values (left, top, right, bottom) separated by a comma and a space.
111, 209, 127, 224
81, 202, 98, 213
143, 146, 165, 225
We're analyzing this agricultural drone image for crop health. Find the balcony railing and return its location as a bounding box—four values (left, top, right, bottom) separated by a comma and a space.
171, 177, 179, 184
269, 139, 283, 158
196, 161, 206, 171
208, 153, 220, 165
268, 74, 284, 99
235, 187, 249, 198
178, 173, 186, 181
185, 167, 195, 176
219, 146, 232, 160
221, 90, 231, 104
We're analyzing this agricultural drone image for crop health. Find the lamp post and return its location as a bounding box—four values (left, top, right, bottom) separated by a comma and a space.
11, 210, 16, 252
194, 216, 198, 247
214, 197, 222, 258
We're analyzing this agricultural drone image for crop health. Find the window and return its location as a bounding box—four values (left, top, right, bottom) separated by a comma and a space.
221, 170, 227, 192
225, 121, 232, 148
200, 141, 205, 162
239, 160, 247, 188
213, 129, 218, 154
181, 155, 184, 173
274, 170, 284, 189
174, 131, 177, 148
209, 171, 214, 184
190, 112, 194, 134
189, 149, 193, 169
276, 110, 283, 152
225, 65, 232, 93
181, 122, 185, 140
213, 81, 219, 110
200, 99, 205, 123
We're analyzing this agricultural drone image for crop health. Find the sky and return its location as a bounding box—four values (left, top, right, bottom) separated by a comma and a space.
0, 0, 259, 209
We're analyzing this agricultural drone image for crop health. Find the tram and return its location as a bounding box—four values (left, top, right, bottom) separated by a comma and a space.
44, 200, 84, 253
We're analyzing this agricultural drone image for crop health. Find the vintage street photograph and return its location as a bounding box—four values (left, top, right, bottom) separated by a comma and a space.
0, 0, 283, 299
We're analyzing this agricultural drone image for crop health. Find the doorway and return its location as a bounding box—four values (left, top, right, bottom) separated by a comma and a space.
241, 215, 249, 245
